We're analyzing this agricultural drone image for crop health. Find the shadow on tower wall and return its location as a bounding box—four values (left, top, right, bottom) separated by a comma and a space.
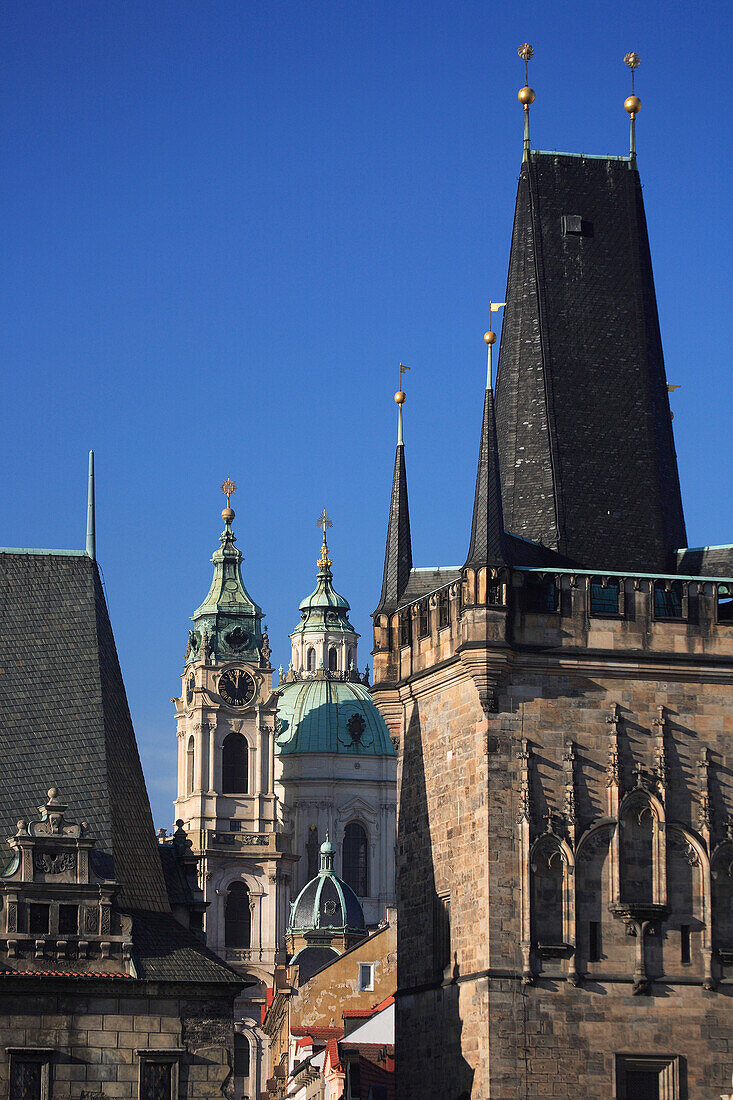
396, 706, 475, 1099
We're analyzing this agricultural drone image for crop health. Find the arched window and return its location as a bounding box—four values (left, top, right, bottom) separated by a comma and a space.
531, 848, 565, 947
225, 881, 251, 948
222, 733, 248, 794
328, 646, 338, 672
347, 648, 354, 669
343, 822, 368, 897
307, 647, 316, 672
186, 736, 194, 795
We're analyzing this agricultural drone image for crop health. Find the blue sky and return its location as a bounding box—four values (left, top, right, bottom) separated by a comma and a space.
1, 1, 731, 827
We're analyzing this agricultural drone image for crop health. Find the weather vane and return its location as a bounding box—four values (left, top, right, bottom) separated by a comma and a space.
518, 44, 535, 161
624, 52, 641, 158
221, 479, 237, 507
317, 509, 333, 570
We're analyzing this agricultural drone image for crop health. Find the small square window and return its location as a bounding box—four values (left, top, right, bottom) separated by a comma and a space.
58, 904, 78, 936
615, 1054, 683, 1099
28, 904, 50, 935
562, 214, 583, 235
229, 820, 242, 832
358, 963, 374, 992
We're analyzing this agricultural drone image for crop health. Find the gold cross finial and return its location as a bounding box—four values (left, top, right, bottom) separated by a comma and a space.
221, 478, 237, 507
317, 509, 333, 570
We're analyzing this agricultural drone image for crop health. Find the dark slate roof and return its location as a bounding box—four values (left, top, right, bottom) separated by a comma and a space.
494, 152, 686, 574
465, 386, 508, 569
129, 910, 242, 984
676, 546, 733, 579
398, 568, 461, 609
374, 443, 412, 614
0, 552, 168, 912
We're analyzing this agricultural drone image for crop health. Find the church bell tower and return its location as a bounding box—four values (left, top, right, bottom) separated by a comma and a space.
173, 480, 295, 1030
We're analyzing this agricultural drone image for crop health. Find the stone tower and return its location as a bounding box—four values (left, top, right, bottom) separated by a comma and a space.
371, 66, 733, 1100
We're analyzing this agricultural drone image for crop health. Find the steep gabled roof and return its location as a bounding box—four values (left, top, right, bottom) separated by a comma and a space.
374, 442, 412, 615
494, 152, 686, 572
0, 552, 167, 911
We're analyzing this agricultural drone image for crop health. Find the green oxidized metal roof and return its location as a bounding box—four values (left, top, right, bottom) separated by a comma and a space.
291, 543, 356, 638
288, 839, 365, 936
275, 673, 396, 757
193, 514, 262, 621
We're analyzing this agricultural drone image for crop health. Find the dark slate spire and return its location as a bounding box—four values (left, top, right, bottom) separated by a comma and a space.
494, 152, 686, 572
465, 336, 508, 568
375, 393, 412, 613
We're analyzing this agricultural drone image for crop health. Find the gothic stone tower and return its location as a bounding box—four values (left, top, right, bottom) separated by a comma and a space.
371, 74, 733, 1100
173, 489, 295, 1094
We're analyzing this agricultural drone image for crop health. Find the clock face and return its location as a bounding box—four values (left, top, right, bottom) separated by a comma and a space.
186, 675, 195, 705
218, 667, 256, 709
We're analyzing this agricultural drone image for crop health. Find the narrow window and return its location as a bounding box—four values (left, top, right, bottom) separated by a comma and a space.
400, 613, 412, 647
141, 1061, 173, 1100
221, 733, 248, 794
233, 1032, 250, 1077
433, 893, 451, 973
306, 826, 319, 879
342, 822, 368, 897
28, 903, 50, 935
590, 579, 620, 616
328, 646, 338, 671
186, 735, 195, 795
620, 805, 654, 906
58, 904, 78, 936
307, 647, 316, 671
653, 581, 683, 619
418, 602, 429, 637
680, 924, 691, 966
531, 850, 564, 947
588, 921, 600, 962
717, 584, 733, 622
358, 962, 374, 991
438, 590, 450, 627
225, 881, 251, 948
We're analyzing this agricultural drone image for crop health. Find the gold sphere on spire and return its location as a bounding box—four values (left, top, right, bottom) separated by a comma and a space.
394, 390, 407, 405
484, 331, 497, 345
222, 506, 235, 523
518, 86, 535, 105
624, 95, 641, 115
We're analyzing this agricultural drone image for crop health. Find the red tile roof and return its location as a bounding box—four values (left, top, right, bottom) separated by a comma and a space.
291, 1026, 344, 1040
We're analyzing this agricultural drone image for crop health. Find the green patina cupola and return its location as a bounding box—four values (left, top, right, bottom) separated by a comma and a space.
291, 510, 356, 640
185, 481, 265, 666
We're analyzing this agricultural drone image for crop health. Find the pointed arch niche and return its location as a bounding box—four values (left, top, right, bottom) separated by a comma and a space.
530, 832, 575, 956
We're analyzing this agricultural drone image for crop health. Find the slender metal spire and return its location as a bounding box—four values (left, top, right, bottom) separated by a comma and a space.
85, 450, 95, 560
624, 52, 641, 160
518, 44, 535, 162
374, 381, 412, 614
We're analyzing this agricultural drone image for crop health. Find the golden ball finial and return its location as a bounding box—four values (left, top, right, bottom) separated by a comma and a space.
624, 95, 641, 116
484, 331, 497, 345
394, 390, 407, 405
222, 506, 235, 523
518, 86, 535, 106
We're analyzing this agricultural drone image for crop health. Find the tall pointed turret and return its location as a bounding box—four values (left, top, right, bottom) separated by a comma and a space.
493, 78, 686, 571
465, 326, 508, 569
375, 388, 412, 613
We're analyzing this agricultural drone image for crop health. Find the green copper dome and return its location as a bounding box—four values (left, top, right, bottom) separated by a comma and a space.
185, 507, 264, 666
275, 673, 396, 756
288, 839, 365, 937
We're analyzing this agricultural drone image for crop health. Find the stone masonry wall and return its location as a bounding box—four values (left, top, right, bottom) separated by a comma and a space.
0, 987, 235, 1099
